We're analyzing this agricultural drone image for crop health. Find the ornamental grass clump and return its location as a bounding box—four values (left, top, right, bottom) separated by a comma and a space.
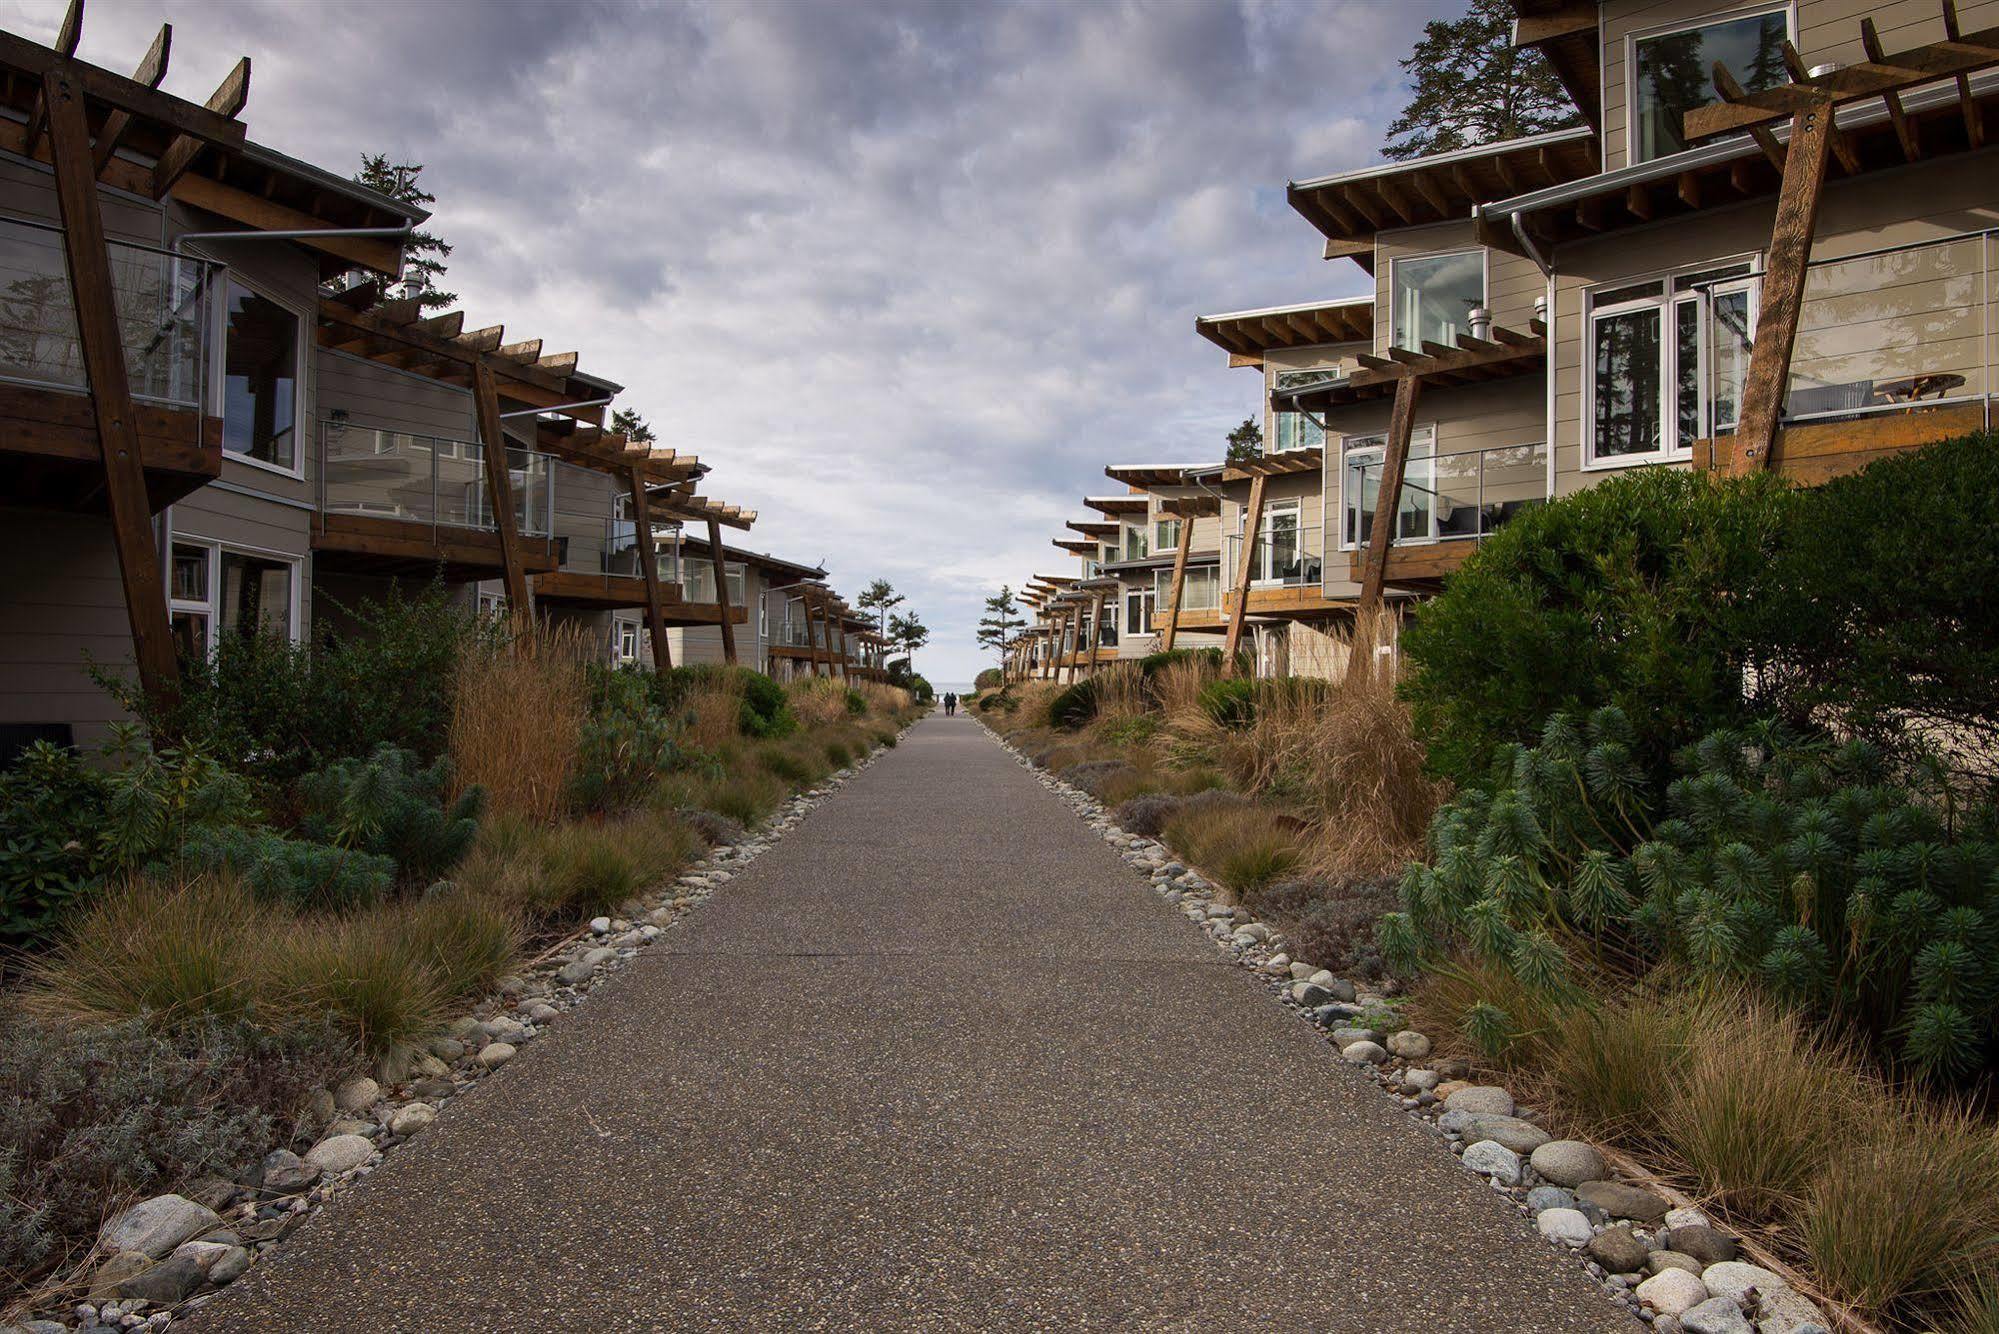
270, 914, 451, 1056
1159, 800, 1302, 903
1537, 986, 1698, 1148
787, 677, 852, 729
450, 623, 589, 822
393, 891, 522, 1002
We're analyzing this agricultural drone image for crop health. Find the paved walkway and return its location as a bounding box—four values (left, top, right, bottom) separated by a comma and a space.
185, 714, 1633, 1332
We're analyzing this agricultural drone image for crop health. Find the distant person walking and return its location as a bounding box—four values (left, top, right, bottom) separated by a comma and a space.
943, 692, 957, 716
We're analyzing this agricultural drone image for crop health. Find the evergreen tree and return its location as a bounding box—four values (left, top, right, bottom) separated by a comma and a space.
888, 610, 930, 671
1381, 0, 1581, 161
355, 154, 456, 309
611, 408, 656, 443
1225, 417, 1263, 465
857, 579, 904, 640
976, 587, 1027, 670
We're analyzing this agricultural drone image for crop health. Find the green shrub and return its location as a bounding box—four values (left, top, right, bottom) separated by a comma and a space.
298, 745, 484, 884
704, 771, 787, 824
1198, 678, 1258, 729
974, 668, 1002, 691
572, 669, 684, 814
273, 916, 450, 1055
624, 664, 797, 741
102, 582, 475, 791
1756, 432, 1999, 779
179, 825, 396, 911
1048, 679, 1098, 730
843, 689, 867, 716
825, 738, 855, 767
1384, 707, 1999, 1079
0, 731, 257, 948
397, 891, 521, 1000
1401, 467, 1791, 787
0, 1012, 350, 1285
1138, 647, 1225, 678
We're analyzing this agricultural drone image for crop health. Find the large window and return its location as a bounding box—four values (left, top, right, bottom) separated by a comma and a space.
1251, 500, 1302, 583
1391, 251, 1484, 352
1123, 523, 1149, 562
1154, 516, 1182, 552
167, 539, 296, 659
1632, 7, 1791, 163
1155, 563, 1220, 611
1343, 426, 1438, 548
1271, 369, 1338, 451
1587, 264, 1757, 464
219, 279, 301, 471
1125, 584, 1156, 638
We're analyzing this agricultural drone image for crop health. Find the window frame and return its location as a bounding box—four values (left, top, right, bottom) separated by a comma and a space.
162, 531, 302, 658
1125, 583, 1157, 639
1581, 256, 1761, 470
1338, 424, 1439, 551
1387, 248, 1489, 354
614, 619, 641, 665
1624, 3, 1797, 167
1154, 515, 1182, 553
210, 271, 308, 481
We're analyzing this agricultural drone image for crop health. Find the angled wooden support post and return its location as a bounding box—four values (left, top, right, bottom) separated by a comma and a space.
1041, 615, 1057, 680
44, 66, 179, 710
1728, 96, 1835, 474
704, 517, 738, 665
833, 617, 849, 681
1159, 512, 1194, 651
1088, 588, 1109, 676
626, 468, 672, 671
1221, 473, 1268, 677
472, 363, 531, 613
1350, 373, 1424, 680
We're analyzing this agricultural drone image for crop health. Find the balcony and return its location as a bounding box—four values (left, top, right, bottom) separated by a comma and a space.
535, 514, 681, 610
0, 215, 223, 510
1341, 441, 1548, 587
313, 421, 560, 580
1698, 230, 1997, 481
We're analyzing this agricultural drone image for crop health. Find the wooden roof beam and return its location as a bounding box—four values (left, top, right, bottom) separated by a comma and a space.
1512, 1, 1597, 46
20, 0, 84, 162
1944, 0, 1987, 147
92, 22, 172, 176
1857, 22, 1922, 160
457, 325, 504, 353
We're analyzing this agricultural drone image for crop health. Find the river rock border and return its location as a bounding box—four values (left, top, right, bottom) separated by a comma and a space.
977, 719, 1833, 1334
17, 727, 913, 1334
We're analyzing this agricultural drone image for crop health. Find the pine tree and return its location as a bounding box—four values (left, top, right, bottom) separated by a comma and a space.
976, 587, 1027, 670
355, 154, 456, 309
1225, 417, 1263, 465
1381, 0, 1581, 161
888, 610, 930, 672
856, 579, 904, 640
611, 408, 656, 443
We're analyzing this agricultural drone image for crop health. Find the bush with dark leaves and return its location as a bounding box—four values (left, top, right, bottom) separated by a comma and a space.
1114, 793, 1183, 837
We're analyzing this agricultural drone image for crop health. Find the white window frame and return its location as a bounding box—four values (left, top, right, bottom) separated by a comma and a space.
1624, 3, 1796, 167
1582, 257, 1760, 470
1123, 521, 1149, 562
1154, 515, 1182, 552
478, 590, 508, 618
210, 271, 308, 481
1246, 498, 1303, 586
1388, 249, 1489, 354
613, 619, 641, 665
1125, 583, 1156, 639
162, 531, 303, 656
1339, 424, 1439, 551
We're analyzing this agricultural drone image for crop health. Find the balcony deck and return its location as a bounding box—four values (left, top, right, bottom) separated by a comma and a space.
1693, 402, 1988, 485
310, 511, 561, 582
0, 383, 221, 512
533, 570, 661, 610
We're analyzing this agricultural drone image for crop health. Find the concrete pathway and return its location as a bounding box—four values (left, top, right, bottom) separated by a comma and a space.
184, 714, 1634, 1332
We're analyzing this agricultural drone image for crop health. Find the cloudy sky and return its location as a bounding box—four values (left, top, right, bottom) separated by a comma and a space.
11, 0, 1451, 684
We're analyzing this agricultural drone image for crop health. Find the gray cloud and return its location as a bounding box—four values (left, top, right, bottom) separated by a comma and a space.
13, 0, 1445, 683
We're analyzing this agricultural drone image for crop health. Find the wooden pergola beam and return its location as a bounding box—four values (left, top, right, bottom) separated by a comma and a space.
1220, 472, 1267, 676
43, 63, 177, 709
151, 56, 250, 199
626, 467, 672, 671
705, 516, 739, 666
1159, 512, 1194, 652
472, 363, 530, 611
1350, 374, 1424, 677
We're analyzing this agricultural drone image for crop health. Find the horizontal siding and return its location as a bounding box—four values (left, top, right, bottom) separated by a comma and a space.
315, 350, 478, 440
0, 509, 138, 744
0, 152, 163, 244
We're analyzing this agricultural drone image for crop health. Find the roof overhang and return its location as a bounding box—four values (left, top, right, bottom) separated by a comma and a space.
1083, 494, 1149, 516
1508, 0, 1602, 132
1103, 463, 1212, 488
1194, 296, 1372, 365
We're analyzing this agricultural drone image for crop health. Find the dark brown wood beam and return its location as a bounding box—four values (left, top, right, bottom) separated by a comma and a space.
91, 22, 170, 175
626, 467, 672, 671
1350, 373, 1423, 677
706, 515, 739, 666
1221, 473, 1266, 676
151, 56, 250, 199
472, 362, 531, 609
22, 0, 84, 162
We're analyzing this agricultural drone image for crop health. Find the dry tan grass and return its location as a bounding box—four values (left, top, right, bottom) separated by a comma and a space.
451, 619, 589, 821
787, 676, 851, 728
686, 673, 749, 750
854, 681, 912, 715
1089, 661, 1147, 728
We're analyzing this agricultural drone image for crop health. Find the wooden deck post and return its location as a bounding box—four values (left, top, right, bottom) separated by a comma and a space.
1041, 614, 1058, 680
1221, 473, 1267, 677
1351, 373, 1424, 679
45, 67, 182, 709
1087, 587, 1109, 677
472, 363, 531, 612
704, 517, 738, 665
1729, 96, 1835, 474
832, 617, 850, 681
1159, 511, 1194, 652
625, 469, 672, 672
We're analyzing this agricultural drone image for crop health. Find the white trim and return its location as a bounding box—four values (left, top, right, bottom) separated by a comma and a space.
162, 528, 304, 654
1623, 2, 1798, 169
1386, 248, 1489, 355
212, 270, 309, 479
1337, 423, 1439, 551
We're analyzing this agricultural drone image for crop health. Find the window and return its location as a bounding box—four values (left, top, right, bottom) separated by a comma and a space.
1391, 251, 1484, 352
1097, 599, 1118, 647
1586, 264, 1757, 464
478, 590, 508, 619
1155, 517, 1182, 552
1123, 523, 1149, 562
1250, 500, 1303, 584
1126, 585, 1157, 638
219, 278, 301, 470
166, 539, 295, 658
1632, 8, 1791, 163
615, 620, 641, 665
1271, 369, 1337, 452
1343, 426, 1439, 548
1156, 563, 1221, 611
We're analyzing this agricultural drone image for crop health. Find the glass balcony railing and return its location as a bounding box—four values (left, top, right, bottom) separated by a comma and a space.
680, 556, 746, 608
601, 514, 681, 582
0, 214, 218, 410
1708, 230, 1996, 426
1341, 441, 1548, 552
318, 421, 553, 538
1224, 519, 1326, 589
